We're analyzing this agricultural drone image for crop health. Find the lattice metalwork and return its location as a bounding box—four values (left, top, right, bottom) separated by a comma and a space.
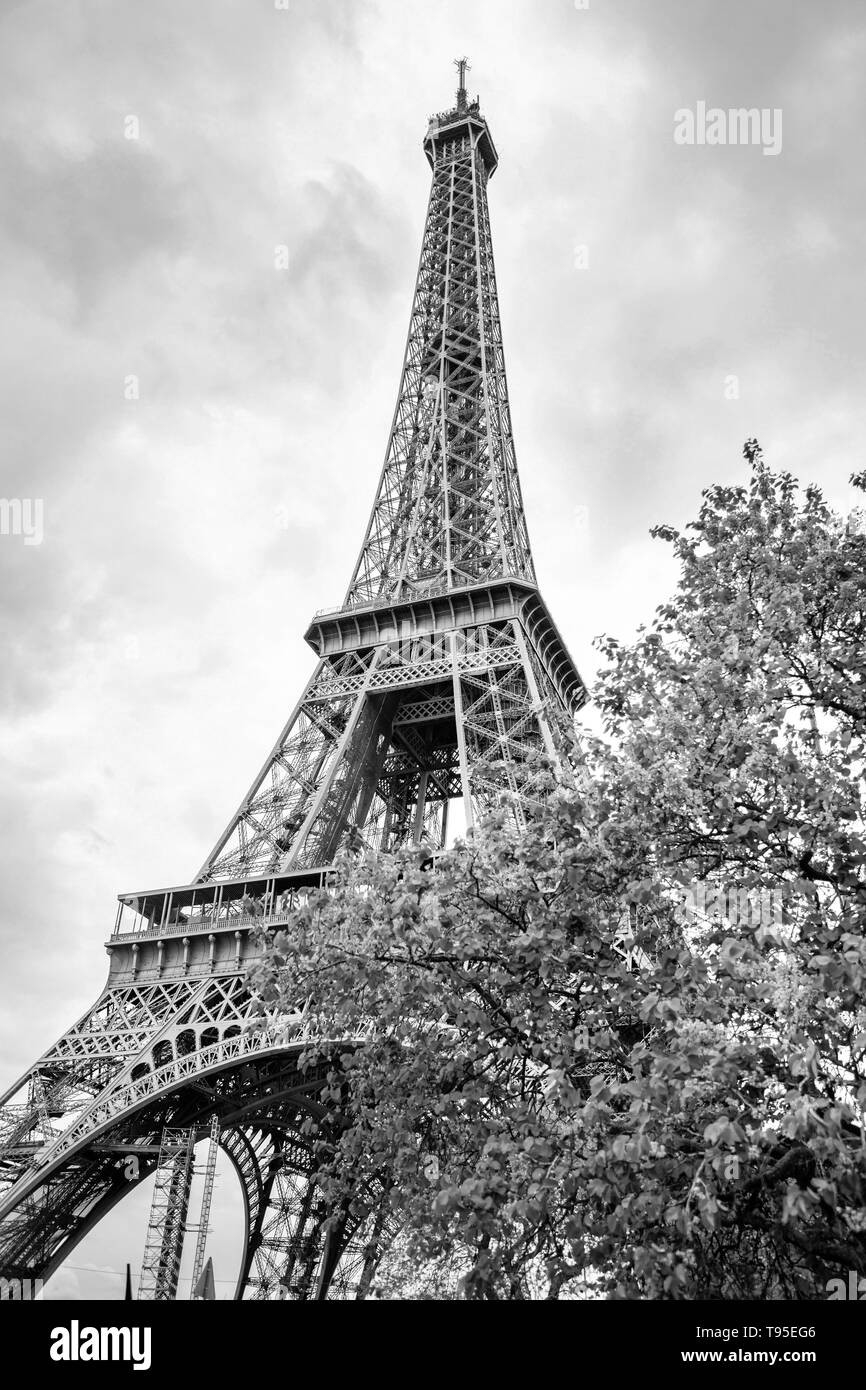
139, 1128, 195, 1301
0, 65, 587, 1301
189, 1114, 220, 1294
344, 97, 533, 608
195, 73, 585, 886
200, 603, 578, 881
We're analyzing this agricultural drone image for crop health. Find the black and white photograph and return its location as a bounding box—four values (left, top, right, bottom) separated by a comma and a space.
0, 0, 864, 1366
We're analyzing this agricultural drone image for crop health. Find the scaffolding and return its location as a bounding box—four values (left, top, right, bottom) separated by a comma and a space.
138, 1127, 195, 1301
190, 1115, 220, 1295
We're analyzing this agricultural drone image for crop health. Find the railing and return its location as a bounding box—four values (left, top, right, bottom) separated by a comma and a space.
313, 579, 452, 621
110, 845, 460, 948
37, 1021, 369, 1170
111, 869, 335, 943
427, 103, 481, 129
109, 909, 296, 945
312, 572, 533, 623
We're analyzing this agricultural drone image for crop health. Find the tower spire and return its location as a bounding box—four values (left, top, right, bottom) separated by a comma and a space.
454, 55, 470, 113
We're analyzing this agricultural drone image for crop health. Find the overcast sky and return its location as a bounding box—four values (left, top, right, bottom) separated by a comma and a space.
1, 0, 864, 1296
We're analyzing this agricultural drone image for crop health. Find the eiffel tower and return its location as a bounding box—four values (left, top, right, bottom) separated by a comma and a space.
0, 61, 585, 1300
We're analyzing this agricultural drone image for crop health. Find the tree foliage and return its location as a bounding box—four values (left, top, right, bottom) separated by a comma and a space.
251, 446, 866, 1299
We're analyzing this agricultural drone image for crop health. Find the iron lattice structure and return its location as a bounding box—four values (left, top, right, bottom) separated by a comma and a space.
138, 1128, 195, 1301
0, 67, 585, 1300
189, 1114, 220, 1294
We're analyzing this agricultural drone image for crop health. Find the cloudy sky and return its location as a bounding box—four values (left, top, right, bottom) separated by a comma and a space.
1, 0, 864, 1296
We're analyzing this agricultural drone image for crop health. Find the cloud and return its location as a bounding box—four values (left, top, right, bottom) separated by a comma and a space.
1, 0, 863, 1296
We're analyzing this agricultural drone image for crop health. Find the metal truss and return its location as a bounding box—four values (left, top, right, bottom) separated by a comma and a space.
194, 81, 586, 887
138, 1128, 196, 1301
0, 1041, 337, 1293
345, 88, 532, 607
199, 610, 578, 880
0, 974, 257, 1216
220, 1122, 396, 1301
0, 70, 587, 1300
190, 1114, 220, 1293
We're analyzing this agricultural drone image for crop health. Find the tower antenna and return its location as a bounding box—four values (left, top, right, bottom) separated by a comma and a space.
454, 55, 471, 112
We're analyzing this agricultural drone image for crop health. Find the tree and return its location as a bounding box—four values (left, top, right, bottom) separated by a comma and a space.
251, 445, 866, 1299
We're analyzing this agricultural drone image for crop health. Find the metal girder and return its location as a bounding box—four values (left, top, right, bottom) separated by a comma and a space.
189, 1114, 220, 1294
344, 118, 533, 609
138, 1127, 195, 1301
